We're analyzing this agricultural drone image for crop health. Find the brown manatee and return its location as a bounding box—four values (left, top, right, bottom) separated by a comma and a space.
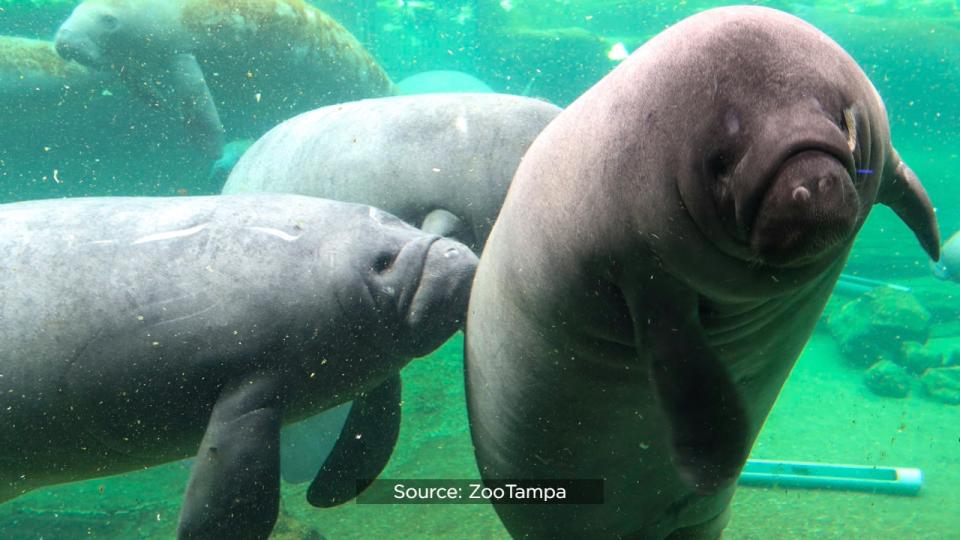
465, 6, 939, 539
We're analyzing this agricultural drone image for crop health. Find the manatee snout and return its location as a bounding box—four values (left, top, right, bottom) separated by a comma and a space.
54, 27, 103, 67
751, 151, 859, 265
380, 235, 478, 357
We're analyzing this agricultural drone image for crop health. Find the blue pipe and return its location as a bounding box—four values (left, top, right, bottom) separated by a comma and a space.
835, 274, 911, 296
739, 459, 923, 496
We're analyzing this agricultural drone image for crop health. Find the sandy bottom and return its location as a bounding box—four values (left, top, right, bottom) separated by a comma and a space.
2, 331, 957, 538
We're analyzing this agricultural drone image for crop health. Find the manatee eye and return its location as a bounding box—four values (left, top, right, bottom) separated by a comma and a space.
372, 251, 395, 273
707, 152, 733, 179
100, 13, 119, 30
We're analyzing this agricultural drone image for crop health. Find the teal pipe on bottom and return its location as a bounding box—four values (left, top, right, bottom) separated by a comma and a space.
739, 459, 923, 496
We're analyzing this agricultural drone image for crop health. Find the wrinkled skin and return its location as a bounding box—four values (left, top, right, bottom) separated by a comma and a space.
465, 7, 938, 539
0, 194, 477, 539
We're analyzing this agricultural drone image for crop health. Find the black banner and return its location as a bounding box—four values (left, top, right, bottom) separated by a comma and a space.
355, 479, 604, 504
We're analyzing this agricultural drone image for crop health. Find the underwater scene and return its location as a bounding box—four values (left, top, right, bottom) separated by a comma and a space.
0, 0, 958, 538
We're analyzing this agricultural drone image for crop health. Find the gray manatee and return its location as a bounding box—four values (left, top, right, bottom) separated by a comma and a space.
224, 92, 558, 485
0, 194, 477, 539
223, 93, 562, 251
465, 7, 939, 539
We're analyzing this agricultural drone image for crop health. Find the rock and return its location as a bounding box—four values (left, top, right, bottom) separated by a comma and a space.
827, 287, 931, 368
921, 367, 960, 404
950, 348, 960, 367
898, 341, 944, 373
917, 338, 960, 368
864, 359, 912, 398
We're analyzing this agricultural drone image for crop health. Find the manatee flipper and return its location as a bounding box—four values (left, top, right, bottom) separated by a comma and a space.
307, 374, 402, 507
168, 53, 225, 159
209, 138, 256, 186
632, 286, 750, 495
420, 209, 475, 247
178, 373, 282, 540
280, 401, 353, 484
117, 62, 167, 109
878, 153, 940, 260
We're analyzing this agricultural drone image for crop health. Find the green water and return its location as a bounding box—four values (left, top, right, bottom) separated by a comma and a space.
1, 1, 958, 538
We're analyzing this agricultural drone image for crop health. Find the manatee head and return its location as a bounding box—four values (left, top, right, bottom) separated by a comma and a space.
54, 0, 182, 68
327, 205, 478, 359
54, 1, 122, 68
669, 7, 939, 269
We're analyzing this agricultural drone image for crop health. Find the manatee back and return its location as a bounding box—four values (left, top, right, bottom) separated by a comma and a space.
223, 93, 561, 247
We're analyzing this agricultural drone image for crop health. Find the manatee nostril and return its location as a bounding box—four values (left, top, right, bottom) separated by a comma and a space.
54, 36, 73, 56
792, 186, 811, 203
817, 175, 833, 193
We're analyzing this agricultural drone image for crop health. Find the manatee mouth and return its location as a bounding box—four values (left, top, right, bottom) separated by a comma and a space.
54, 30, 105, 68
390, 236, 477, 357
394, 235, 442, 321
738, 141, 855, 242
747, 147, 859, 266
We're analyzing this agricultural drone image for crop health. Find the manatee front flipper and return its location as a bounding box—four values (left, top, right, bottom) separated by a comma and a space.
631, 283, 750, 495
178, 373, 282, 540
307, 374, 402, 507
209, 138, 256, 187
280, 401, 353, 484
117, 62, 167, 109
877, 152, 940, 260
420, 209, 476, 248
168, 53, 225, 160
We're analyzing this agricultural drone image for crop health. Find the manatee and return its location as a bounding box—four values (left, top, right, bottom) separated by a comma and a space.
54, 0, 397, 158
0, 194, 477, 539
465, 7, 939, 539
223, 93, 562, 251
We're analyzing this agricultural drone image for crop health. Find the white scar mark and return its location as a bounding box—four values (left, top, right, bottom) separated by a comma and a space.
132, 223, 209, 245
246, 226, 302, 242
843, 108, 857, 152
